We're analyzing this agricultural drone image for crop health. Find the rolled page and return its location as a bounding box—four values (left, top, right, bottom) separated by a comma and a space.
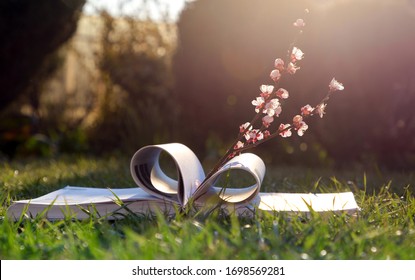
130, 143, 206, 206
195, 153, 266, 206
130, 143, 267, 208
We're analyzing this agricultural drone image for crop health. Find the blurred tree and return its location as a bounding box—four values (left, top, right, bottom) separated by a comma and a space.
173, 0, 415, 169
0, 0, 85, 112
89, 9, 177, 153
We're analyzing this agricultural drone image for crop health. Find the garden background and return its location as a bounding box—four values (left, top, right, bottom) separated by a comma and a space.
2, 0, 415, 170
1, 0, 415, 260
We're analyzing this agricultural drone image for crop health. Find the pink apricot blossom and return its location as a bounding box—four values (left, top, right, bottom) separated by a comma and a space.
245, 129, 264, 143
286, 62, 300, 74
291, 47, 304, 62
263, 99, 282, 117
292, 115, 308, 136
329, 78, 344, 92
301, 104, 314, 116
270, 69, 281, 82
260, 84, 274, 99
239, 122, 252, 133
293, 115, 303, 126
262, 115, 274, 128
234, 141, 244, 149
276, 88, 289, 99
297, 122, 308, 136
251, 97, 265, 113
293, 19, 305, 28
274, 58, 285, 71
315, 103, 327, 118
278, 124, 292, 138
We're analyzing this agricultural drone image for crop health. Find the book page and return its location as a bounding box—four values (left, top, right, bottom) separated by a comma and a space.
6, 186, 166, 220
195, 153, 266, 205
9, 186, 156, 205
255, 192, 359, 212
130, 143, 206, 206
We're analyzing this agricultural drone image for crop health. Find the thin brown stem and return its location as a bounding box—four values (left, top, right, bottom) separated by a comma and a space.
202, 13, 322, 184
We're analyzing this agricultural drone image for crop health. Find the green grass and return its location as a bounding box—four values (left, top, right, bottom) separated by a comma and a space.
0, 155, 414, 259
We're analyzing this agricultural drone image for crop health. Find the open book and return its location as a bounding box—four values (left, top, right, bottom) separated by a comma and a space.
7, 143, 359, 220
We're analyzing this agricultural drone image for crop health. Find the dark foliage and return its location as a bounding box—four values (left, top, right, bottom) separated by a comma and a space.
0, 0, 85, 158
0, 0, 86, 111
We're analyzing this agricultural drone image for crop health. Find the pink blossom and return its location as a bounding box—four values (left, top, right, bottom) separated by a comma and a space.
301, 104, 314, 116
276, 88, 289, 99
245, 129, 263, 143
291, 47, 304, 62
251, 96, 265, 113
274, 58, 285, 71
244, 131, 254, 141
239, 122, 252, 133
315, 103, 327, 118
293, 115, 308, 136
256, 131, 264, 142
263, 130, 271, 138
234, 141, 244, 150
279, 123, 292, 138
262, 115, 274, 128
293, 115, 303, 127
329, 78, 344, 92
259, 84, 274, 99
297, 122, 308, 136
293, 19, 305, 28
270, 69, 281, 82
263, 98, 281, 117
286, 62, 300, 74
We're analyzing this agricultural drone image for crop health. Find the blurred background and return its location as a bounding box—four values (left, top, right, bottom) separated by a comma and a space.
1, 0, 415, 171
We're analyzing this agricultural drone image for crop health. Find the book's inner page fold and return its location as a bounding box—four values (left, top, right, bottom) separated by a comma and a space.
130, 143, 206, 206
131, 150, 177, 202
197, 153, 266, 206
214, 185, 258, 203
150, 158, 178, 194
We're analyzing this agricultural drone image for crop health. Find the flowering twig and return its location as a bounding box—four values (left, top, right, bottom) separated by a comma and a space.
202, 12, 344, 182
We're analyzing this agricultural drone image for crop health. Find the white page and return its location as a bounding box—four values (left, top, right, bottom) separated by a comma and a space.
256, 192, 359, 212
12, 186, 156, 205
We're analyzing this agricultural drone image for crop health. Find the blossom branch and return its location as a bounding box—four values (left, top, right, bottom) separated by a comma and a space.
201, 12, 344, 184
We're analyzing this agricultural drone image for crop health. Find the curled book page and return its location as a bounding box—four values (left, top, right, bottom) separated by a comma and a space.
7, 143, 359, 220
130, 143, 206, 206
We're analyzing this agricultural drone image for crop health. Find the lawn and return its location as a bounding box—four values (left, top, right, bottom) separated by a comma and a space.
0, 155, 414, 259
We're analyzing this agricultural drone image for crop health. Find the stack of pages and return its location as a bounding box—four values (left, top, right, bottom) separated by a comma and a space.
7, 143, 359, 220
